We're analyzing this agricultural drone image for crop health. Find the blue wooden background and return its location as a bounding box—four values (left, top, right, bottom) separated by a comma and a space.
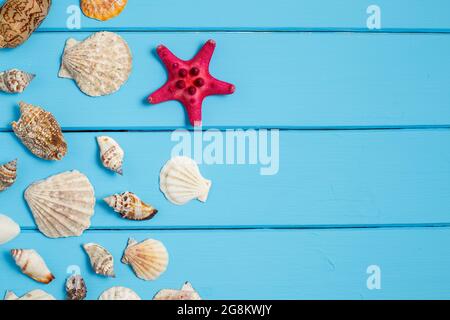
1, 0, 450, 299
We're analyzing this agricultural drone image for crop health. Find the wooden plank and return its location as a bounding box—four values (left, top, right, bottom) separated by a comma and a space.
1, 129, 450, 229
1, 228, 449, 299
1, 32, 450, 130
36, 0, 450, 32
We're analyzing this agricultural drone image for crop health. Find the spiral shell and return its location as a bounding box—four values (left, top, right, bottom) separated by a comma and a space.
83, 243, 115, 277
153, 282, 202, 300
4, 290, 55, 300
0, 69, 35, 93
0, 214, 20, 245
104, 192, 158, 221
97, 136, 124, 174
99, 286, 141, 300
66, 275, 87, 300
11, 249, 55, 284
0, 159, 17, 192
81, 0, 127, 21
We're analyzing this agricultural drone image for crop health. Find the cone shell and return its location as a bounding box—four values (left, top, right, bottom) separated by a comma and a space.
0, 0, 51, 48
160, 156, 212, 205
99, 286, 141, 300
153, 282, 202, 300
83, 243, 115, 277
12, 102, 67, 161
66, 275, 87, 300
11, 249, 55, 284
0, 214, 20, 245
4, 289, 55, 300
24, 170, 96, 238
97, 136, 124, 174
58, 31, 132, 97
81, 0, 127, 21
122, 238, 169, 281
0, 159, 17, 192
0, 69, 35, 93
104, 192, 158, 221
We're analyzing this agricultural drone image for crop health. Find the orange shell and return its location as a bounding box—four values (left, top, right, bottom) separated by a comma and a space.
81, 0, 127, 21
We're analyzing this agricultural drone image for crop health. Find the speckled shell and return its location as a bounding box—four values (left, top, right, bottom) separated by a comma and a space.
97, 136, 124, 174
0, 159, 17, 192
0, 0, 51, 48
12, 102, 67, 161
81, 0, 127, 21
58, 31, 132, 97
11, 249, 55, 284
0, 214, 20, 245
104, 192, 158, 221
153, 282, 202, 300
24, 170, 96, 238
4, 289, 55, 300
0, 69, 34, 93
122, 238, 169, 281
98, 286, 141, 300
160, 156, 212, 205
66, 275, 87, 300
83, 243, 115, 277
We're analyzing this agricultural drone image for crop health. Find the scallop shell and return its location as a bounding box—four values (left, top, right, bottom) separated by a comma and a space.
81, 0, 127, 21
153, 282, 202, 300
0, 159, 17, 192
11, 102, 67, 161
11, 249, 55, 284
160, 156, 212, 205
66, 275, 87, 300
0, 214, 20, 245
97, 136, 124, 174
104, 192, 158, 221
0, 69, 35, 93
98, 286, 141, 300
121, 238, 169, 281
24, 170, 96, 238
58, 31, 132, 97
83, 243, 115, 277
4, 289, 55, 300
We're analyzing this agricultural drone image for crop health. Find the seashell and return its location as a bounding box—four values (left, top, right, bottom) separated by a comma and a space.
11, 249, 55, 284
0, 0, 51, 48
12, 102, 67, 161
24, 170, 96, 238
0, 214, 20, 245
98, 286, 141, 300
153, 282, 202, 300
58, 31, 132, 97
81, 0, 128, 21
0, 69, 35, 93
160, 156, 212, 205
83, 243, 115, 277
104, 192, 158, 221
0, 159, 17, 192
97, 136, 124, 174
4, 289, 55, 300
122, 238, 169, 281
66, 275, 87, 300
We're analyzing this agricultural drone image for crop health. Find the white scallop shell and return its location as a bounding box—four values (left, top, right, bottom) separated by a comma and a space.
160, 156, 212, 205
0, 69, 35, 93
0, 214, 20, 245
24, 170, 96, 238
11, 249, 55, 284
83, 243, 115, 277
97, 136, 124, 174
58, 31, 132, 97
153, 282, 202, 300
4, 289, 55, 300
121, 238, 169, 281
98, 286, 141, 300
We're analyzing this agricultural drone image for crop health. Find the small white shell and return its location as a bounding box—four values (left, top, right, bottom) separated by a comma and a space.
104, 191, 158, 221
83, 243, 115, 277
4, 289, 55, 300
153, 282, 202, 300
0, 69, 35, 93
98, 286, 141, 300
0, 214, 20, 245
97, 136, 124, 174
160, 156, 212, 205
11, 249, 55, 284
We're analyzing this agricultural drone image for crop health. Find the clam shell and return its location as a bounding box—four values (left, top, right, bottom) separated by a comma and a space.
4, 289, 55, 300
160, 156, 212, 205
11, 249, 55, 284
58, 31, 132, 97
98, 286, 141, 300
97, 136, 124, 174
0, 159, 17, 192
11, 102, 67, 161
153, 282, 202, 300
0, 214, 20, 245
24, 170, 96, 238
83, 243, 115, 277
81, 0, 127, 21
0, 69, 35, 93
66, 275, 87, 300
104, 192, 158, 221
121, 238, 169, 281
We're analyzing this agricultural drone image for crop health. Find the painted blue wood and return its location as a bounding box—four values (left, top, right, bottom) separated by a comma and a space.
1, 32, 450, 130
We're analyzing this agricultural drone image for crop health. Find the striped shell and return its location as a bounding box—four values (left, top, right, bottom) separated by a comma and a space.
83, 243, 115, 277
81, 0, 127, 21
97, 136, 124, 174
0, 69, 35, 93
11, 249, 55, 284
12, 102, 67, 161
66, 275, 87, 300
0, 214, 20, 245
153, 282, 202, 300
99, 286, 141, 300
4, 290, 55, 300
104, 192, 158, 221
0, 159, 17, 192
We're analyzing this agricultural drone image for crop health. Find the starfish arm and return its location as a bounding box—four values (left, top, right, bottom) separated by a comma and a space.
206, 77, 236, 96
156, 44, 182, 70
148, 83, 174, 104
193, 39, 216, 67
182, 97, 204, 127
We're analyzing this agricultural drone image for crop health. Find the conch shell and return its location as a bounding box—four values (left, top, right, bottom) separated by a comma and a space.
97, 136, 124, 174
99, 286, 141, 300
0, 214, 20, 245
0, 0, 51, 48
81, 0, 128, 21
122, 238, 169, 281
66, 275, 87, 300
12, 102, 67, 161
4, 289, 55, 300
11, 249, 55, 284
83, 243, 115, 277
0, 69, 34, 93
104, 192, 158, 221
0, 159, 17, 192
153, 282, 202, 300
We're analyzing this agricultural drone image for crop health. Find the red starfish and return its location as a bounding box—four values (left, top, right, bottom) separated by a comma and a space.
148, 39, 236, 127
